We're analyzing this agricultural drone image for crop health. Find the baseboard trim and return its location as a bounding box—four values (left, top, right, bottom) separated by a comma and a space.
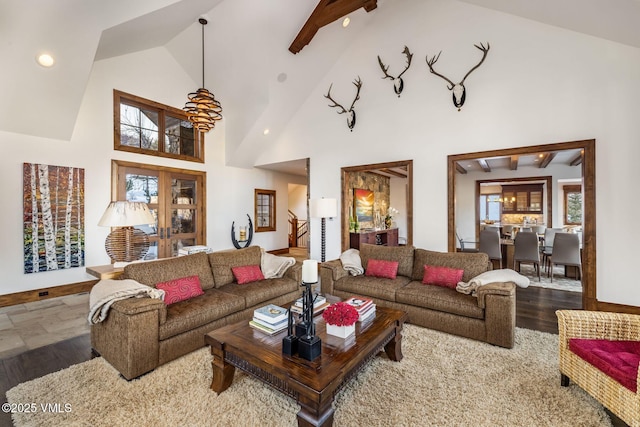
0, 280, 98, 308
595, 300, 640, 315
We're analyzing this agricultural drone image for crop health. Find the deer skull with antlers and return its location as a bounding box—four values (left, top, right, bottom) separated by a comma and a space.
377, 46, 413, 97
324, 77, 362, 131
426, 42, 490, 111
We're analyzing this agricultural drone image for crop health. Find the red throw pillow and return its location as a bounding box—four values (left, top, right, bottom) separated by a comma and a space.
232, 264, 265, 284
365, 259, 399, 279
156, 275, 204, 305
422, 265, 464, 289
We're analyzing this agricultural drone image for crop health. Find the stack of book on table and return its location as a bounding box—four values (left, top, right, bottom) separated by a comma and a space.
249, 304, 288, 335
344, 297, 376, 322
290, 294, 329, 316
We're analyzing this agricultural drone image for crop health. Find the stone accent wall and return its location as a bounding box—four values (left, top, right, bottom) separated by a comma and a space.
347, 172, 390, 229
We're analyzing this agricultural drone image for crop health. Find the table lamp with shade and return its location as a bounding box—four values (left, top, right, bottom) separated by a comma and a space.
98, 201, 155, 267
310, 198, 337, 262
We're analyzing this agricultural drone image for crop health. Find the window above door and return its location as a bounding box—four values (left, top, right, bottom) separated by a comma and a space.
114, 90, 205, 163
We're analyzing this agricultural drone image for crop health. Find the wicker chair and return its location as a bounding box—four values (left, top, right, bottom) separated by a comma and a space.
556, 310, 640, 426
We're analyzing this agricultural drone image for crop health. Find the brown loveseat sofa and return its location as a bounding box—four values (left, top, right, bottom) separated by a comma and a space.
91, 246, 301, 379
320, 244, 515, 348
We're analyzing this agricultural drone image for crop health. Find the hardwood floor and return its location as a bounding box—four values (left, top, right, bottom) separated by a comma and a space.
0, 288, 626, 427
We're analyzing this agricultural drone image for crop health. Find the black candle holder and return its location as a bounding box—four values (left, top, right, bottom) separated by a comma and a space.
296, 280, 322, 361
282, 309, 298, 356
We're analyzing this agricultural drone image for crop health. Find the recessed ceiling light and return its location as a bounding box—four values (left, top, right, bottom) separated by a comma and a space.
263, 128, 270, 135
277, 72, 287, 83
36, 53, 55, 68
342, 17, 350, 28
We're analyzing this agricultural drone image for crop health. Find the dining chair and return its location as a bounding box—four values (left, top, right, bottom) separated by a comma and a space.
520, 227, 532, 233
548, 232, 582, 282
531, 225, 546, 240
479, 228, 502, 269
455, 229, 479, 253
501, 224, 515, 239
513, 231, 541, 280
541, 228, 562, 271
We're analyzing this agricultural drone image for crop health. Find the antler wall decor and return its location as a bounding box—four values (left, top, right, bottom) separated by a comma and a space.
324, 77, 363, 131
426, 42, 490, 111
377, 46, 413, 97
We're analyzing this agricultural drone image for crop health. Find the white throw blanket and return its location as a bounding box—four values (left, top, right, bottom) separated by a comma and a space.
456, 269, 530, 296
88, 279, 165, 325
340, 249, 364, 276
261, 251, 296, 279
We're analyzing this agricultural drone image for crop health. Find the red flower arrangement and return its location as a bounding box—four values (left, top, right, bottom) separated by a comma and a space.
322, 302, 359, 327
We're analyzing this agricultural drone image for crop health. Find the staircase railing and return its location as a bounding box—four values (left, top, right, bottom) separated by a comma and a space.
288, 210, 308, 248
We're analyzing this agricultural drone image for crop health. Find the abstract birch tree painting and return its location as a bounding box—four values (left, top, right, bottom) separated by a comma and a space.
23, 163, 85, 273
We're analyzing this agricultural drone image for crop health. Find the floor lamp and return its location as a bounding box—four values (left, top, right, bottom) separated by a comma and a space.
310, 198, 337, 262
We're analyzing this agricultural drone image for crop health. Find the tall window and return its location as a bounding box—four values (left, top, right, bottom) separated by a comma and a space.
479, 194, 501, 222
114, 90, 204, 163
564, 185, 582, 225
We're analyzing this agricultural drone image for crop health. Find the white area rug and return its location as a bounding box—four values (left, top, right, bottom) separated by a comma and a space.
518, 264, 582, 293
7, 325, 610, 426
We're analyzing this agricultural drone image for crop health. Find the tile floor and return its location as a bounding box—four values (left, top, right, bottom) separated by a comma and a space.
0, 293, 90, 359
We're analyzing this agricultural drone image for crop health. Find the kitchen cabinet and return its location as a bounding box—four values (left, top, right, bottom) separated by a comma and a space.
502, 184, 543, 213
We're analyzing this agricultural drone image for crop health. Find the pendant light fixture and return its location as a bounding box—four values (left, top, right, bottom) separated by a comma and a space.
184, 18, 222, 132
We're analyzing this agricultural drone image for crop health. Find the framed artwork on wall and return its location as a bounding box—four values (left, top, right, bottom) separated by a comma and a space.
353, 188, 374, 223
23, 163, 85, 273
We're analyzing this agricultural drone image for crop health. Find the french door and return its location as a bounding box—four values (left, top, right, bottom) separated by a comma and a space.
112, 160, 206, 259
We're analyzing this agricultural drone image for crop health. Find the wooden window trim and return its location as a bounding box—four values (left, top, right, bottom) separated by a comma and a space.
114, 90, 205, 163
254, 189, 276, 232
564, 185, 582, 225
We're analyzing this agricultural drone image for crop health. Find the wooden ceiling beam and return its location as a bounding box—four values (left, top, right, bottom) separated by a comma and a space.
539, 152, 557, 168
478, 159, 491, 172
289, 0, 378, 54
569, 151, 583, 166
456, 163, 467, 174
379, 168, 408, 178
510, 155, 518, 170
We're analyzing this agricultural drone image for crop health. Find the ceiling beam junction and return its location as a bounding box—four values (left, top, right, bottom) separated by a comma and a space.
289, 0, 378, 54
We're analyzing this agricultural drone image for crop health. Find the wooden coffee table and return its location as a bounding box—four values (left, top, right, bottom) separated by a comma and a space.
205, 304, 408, 427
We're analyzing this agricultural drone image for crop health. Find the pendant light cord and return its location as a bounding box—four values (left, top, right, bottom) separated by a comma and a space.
199, 18, 207, 88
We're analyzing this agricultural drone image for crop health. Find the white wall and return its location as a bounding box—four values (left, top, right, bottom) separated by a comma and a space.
389, 176, 408, 243
258, 0, 640, 306
288, 184, 308, 220
0, 46, 301, 295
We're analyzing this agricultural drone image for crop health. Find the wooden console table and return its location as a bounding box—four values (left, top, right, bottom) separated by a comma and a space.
86, 264, 124, 280
350, 228, 398, 250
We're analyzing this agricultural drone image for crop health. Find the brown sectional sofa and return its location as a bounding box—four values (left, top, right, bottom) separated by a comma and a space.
91, 246, 301, 380
320, 244, 516, 348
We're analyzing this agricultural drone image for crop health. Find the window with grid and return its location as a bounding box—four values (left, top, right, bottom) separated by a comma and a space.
114, 90, 204, 163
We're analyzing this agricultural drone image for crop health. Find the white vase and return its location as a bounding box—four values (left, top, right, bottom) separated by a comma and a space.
326, 323, 355, 338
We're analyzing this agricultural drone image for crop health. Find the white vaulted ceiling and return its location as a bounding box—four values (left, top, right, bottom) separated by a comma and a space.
2, 0, 640, 165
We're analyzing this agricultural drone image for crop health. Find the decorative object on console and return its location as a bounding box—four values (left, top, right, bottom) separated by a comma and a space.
231, 214, 253, 249
310, 198, 337, 262
322, 301, 358, 338
183, 18, 222, 132
377, 46, 413, 97
385, 206, 399, 229
23, 163, 85, 274
296, 260, 322, 361
324, 77, 362, 131
426, 42, 490, 111
98, 201, 155, 266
